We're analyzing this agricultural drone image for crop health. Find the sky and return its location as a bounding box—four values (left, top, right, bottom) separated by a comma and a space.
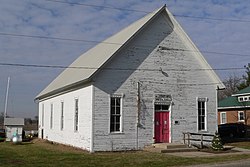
0, 0, 249, 118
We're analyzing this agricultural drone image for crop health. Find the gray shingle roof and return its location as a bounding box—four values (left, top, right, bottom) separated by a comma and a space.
4, 118, 24, 126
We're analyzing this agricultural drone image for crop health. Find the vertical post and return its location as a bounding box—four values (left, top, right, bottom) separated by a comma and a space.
187, 133, 190, 147
137, 82, 141, 126
183, 133, 186, 145
201, 134, 203, 149
4, 77, 10, 118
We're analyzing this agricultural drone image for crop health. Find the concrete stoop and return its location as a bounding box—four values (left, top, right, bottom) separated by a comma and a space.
144, 143, 197, 153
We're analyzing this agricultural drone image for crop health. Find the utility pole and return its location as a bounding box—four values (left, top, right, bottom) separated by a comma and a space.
4, 77, 10, 118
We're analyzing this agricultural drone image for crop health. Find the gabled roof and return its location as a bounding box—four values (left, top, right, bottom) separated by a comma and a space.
36, 5, 224, 100
218, 86, 250, 109
4, 118, 24, 126
232, 86, 250, 96
36, 5, 166, 100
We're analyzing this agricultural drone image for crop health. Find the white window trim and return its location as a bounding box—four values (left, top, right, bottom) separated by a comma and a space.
220, 112, 227, 124
196, 97, 208, 132
109, 94, 123, 134
41, 103, 44, 127
50, 103, 53, 129
238, 96, 250, 102
61, 100, 64, 131
238, 111, 245, 122
74, 98, 79, 132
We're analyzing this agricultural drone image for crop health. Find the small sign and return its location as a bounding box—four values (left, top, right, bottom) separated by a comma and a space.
155, 94, 172, 103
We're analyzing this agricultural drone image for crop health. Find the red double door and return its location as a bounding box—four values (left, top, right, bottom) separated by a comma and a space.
154, 112, 170, 143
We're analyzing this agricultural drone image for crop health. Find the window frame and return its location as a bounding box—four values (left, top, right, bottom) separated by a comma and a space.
220, 112, 227, 124
109, 95, 123, 133
197, 97, 208, 132
50, 103, 53, 129
61, 101, 64, 131
41, 103, 44, 127
238, 111, 245, 122
74, 98, 79, 132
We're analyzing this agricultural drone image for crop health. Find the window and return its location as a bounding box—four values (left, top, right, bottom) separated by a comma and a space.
238, 111, 245, 122
50, 103, 53, 129
238, 97, 243, 102
155, 104, 170, 111
42, 103, 44, 127
61, 101, 64, 130
110, 96, 122, 133
220, 112, 227, 124
197, 98, 207, 131
74, 99, 79, 131
238, 96, 250, 102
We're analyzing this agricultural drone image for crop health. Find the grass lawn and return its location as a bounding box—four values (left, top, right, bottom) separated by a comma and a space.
0, 140, 250, 167
227, 141, 250, 150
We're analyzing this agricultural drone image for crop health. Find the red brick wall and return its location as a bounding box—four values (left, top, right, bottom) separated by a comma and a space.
218, 110, 250, 125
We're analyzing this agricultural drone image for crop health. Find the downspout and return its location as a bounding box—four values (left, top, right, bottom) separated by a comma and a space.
136, 82, 141, 150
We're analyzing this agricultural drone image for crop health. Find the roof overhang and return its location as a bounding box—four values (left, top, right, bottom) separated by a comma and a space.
232, 93, 250, 97
218, 105, 250, 110
35, 79, 92, 101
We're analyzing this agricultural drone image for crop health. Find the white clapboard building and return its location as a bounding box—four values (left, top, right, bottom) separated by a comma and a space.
35, 5, 224, 152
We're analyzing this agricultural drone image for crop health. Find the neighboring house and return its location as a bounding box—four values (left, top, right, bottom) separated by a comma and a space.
218, 86, 250, 125
4, 118, 24, 141
35, 5, 224, 152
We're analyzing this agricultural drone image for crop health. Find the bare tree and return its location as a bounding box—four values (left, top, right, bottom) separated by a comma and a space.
238, 63, 250, 90
219, 74, 242, 100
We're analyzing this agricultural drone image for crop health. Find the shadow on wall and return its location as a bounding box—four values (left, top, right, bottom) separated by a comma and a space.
93, 12, 174, 95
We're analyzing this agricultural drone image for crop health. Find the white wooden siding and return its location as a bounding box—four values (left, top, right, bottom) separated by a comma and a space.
92, 12, 218, 151
38, 85, 93, 151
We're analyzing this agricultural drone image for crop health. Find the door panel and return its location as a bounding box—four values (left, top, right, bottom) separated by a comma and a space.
154, 112, 169, 143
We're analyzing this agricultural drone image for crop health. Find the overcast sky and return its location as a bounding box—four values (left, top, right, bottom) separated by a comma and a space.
0, 0, 249, 118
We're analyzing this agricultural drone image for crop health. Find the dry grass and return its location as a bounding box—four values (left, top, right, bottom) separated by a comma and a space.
0, 139, 250, 167
227, 141, 250, 150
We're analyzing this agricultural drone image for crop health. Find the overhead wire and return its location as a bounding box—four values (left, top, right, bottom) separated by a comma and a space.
1, 32, 250, 57
0, 62, 245, 71
44, 0, 150, 13
43, 0, 250, 23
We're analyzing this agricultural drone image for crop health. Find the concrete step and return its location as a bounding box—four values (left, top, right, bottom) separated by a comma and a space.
152, 143, 188, 149
144, 143, 197, 153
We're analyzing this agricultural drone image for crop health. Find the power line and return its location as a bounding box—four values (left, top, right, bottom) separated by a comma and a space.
0, 32, 121, 45
43, 0, 250, 23
173, 14, 250, 23
0, 62, 245, 71
44, 0, 150, 13
1, 32, 250, 57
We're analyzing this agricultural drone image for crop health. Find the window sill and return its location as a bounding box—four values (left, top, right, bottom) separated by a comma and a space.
109, 132, 125, 135
198, 130, 208, 133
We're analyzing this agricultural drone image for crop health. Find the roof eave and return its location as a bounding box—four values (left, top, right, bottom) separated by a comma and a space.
232, 92, 250, 97
218, 105, 250, 110
35, 79, 92, 101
